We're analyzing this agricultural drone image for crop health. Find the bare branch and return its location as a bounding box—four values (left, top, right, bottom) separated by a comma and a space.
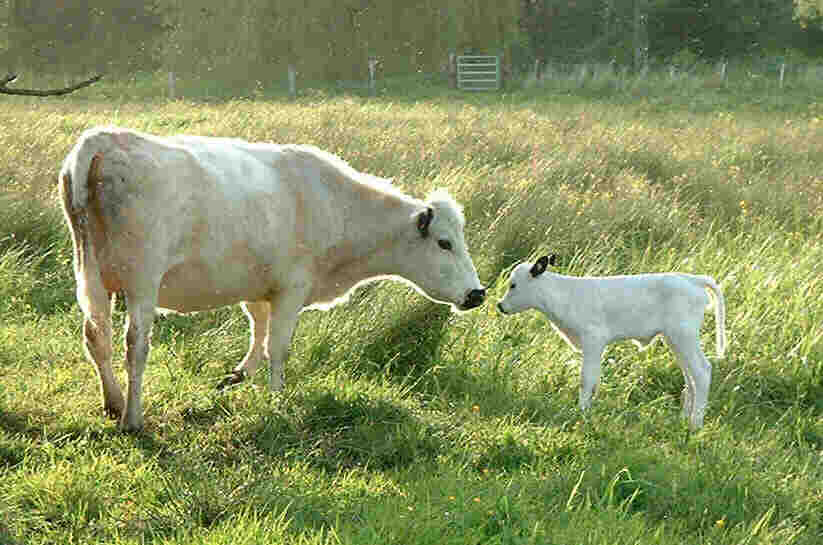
0, 74, 103, 96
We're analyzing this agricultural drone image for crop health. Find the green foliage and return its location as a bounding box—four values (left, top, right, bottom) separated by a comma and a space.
0, 85, 821, 545
4, 1, 168, 75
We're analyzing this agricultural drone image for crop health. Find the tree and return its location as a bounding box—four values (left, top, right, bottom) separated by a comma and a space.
646, 0, 799, 60
5, 1, 168, 76
520, 0, 614, 63
0, 72, 101, 95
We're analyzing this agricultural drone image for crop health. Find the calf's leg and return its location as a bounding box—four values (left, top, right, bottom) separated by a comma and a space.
678, 364, 694, 422
667, 327, 712, 430
685, 345, 712, 430
579, 341, 605, 411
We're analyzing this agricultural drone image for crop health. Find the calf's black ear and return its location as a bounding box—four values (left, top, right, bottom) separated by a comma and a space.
530, 255, 550, 277
417, 207, 433, 238
548, 253, 557, 266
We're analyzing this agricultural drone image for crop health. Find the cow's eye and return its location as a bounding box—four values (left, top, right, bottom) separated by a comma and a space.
510, 283, 517, 290
438, 239, 453, 251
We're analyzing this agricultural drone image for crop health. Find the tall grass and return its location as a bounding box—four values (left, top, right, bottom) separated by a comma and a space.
0, 83, 821, 544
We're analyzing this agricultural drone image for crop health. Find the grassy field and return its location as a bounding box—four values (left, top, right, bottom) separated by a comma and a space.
0, 79, 821, 544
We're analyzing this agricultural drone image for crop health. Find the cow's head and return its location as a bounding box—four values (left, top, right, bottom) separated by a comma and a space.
497, 254, 555, 315
399, 190, 485, 311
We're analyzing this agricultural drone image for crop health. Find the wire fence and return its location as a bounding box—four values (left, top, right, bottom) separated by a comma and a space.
521, 58, 823, 94
5, 55, 823, 102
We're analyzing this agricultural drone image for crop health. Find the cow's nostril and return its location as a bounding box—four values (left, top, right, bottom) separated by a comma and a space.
464, 288, 486, 309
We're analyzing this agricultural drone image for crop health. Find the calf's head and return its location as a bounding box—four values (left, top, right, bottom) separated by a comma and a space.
399, 191, 485, 311
497, 254, 555, 315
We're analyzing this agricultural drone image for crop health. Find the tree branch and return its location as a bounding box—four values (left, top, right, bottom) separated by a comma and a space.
0, 74, 103, 96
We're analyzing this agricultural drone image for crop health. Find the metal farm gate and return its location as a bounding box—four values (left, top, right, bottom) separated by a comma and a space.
457, 55, 501, 91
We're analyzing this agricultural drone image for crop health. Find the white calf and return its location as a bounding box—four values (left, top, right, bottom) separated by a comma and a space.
497, 255, 726, 429
60, 126, 486, 431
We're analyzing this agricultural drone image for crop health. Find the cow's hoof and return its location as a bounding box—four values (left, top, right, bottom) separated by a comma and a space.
104, 401, 125, 421
216, 370, 247, 391
118, 416, 144, 434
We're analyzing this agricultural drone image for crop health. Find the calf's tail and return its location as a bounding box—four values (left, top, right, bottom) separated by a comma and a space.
702, 276, 726, 358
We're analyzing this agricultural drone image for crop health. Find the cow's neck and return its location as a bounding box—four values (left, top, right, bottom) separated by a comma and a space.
308, 191, 420, 305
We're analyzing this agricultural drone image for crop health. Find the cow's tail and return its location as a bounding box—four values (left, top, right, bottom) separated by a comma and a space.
694, 275, 726, 358
62, 130, 109, 211
59, 131, 110, 319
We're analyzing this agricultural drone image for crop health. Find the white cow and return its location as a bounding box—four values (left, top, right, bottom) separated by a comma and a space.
59, 126, 486, 431
497, 255, 726, 430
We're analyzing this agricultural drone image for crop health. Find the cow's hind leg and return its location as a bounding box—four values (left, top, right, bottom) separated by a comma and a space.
667, 327, 712, 430
82, 289, 124, 419
218, 301, 270, 389
121, 292, 157, 432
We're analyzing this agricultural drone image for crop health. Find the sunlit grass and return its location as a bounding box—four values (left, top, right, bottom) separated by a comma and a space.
0, 86, 821, 544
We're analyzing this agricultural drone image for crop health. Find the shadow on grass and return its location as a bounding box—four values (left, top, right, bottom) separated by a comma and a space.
0, 408, 38, 436
0, 405, 148, 454
245, 388, 441, 472
300, 293, 462, 396
358, 300, 451, 380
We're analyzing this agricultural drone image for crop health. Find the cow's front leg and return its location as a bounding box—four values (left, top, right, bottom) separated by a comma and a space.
264, 286, 310, 392
218, 301, 271, 389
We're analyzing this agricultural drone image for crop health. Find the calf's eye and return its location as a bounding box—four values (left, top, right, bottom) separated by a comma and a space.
438, 239, 453, 251
510, 283, 517, 290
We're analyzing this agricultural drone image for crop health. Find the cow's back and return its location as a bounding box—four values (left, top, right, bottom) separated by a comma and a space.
65, 128, 421, 313
66, 129, 297, 309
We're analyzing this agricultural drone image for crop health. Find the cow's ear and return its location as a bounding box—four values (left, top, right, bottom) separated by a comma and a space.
530, 255, 550, 277
548, 253, 558, 266
417, 206, 433, 238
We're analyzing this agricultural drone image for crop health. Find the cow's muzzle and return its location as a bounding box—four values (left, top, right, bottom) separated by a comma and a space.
462, 288, 486, 310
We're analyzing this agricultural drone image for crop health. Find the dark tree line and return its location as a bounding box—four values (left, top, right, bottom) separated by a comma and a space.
520, 0, 823, 68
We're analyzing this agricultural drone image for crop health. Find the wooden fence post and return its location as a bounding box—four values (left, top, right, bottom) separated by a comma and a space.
368, 58, 378, 94
578, 64, 588, 86
288, 65, 296, 98
448, 52, 457, 89
498, 50, 505, 90
168, 71, 175, 100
